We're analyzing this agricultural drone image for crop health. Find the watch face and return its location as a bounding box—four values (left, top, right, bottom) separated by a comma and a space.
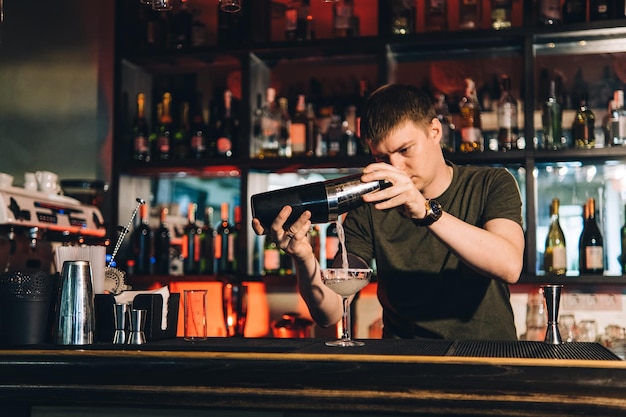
429, 200, 442, 219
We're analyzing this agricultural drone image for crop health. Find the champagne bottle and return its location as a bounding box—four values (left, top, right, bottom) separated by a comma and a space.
200, 206, 215, 274
154, 206, 171, 275
290, 94, 307, 157
459, 78, 483, 153
133, 203, 153, 275
542, 80, 564, 150
496, 74, 520, 151
434, 92, 455, 153
215, 202, 235, 275
213, 89, 237, 158
263, 235, 280, 275
538, 0, 563, 24
491, 0, 512, 30
326, 222, 340, 268
155, 92, 173, 160
573, 96, 596, 149
131, 93, 151, 162
425, 0, 447, 31
621, 205, 626, 274
182, 202, 203, 275
459, 0, 481, 29
579, 198, 604, 275
544, 198, 567, 276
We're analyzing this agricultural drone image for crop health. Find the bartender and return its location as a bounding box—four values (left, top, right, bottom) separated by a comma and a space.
252, 84, 525, 340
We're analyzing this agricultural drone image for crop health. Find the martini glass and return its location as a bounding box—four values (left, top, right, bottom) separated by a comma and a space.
321, 268, 372, 347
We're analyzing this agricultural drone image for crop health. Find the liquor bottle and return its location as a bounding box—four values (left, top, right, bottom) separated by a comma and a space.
263, 235, 280, 275
425, 0, 447, 31
333, 0, 358, 38
131, 92, 151, 162
154, 92, 173, 160
200, 206, 215, 275
305, 102, 317, 156
459, 0, 481, 30
491, 0, 512, 30
459, 78, 483, 153
278, 97, 292, 157
537, 0, 563, 25
343, 104, 358, 156
390, 0, 416, 35
542, 80, 564, 150
251, 92, 264, 158
309, 225, 321, 264
579, 198, 604, 275
259, 87, 281, 158
609, 90, 626, 146
172, 101, 189, 160
434, 92, 455, 152
326, 222, 340, 268
562, 0, 586, 24
573, 96, 596, 149
591, 0, 615, 20
189, 93, 209, 159
154, 206, 171, 275
215, 202, 235, 275
544, 198, 567, 276
326, 113, 344, 157
182, 202, 203, 275
496, 74, 519, 151
285, 0, 313, 41
133, 203, 153, 275
290, 94, 308, 157
621, 205, 626, 274
213, 89, 237, 158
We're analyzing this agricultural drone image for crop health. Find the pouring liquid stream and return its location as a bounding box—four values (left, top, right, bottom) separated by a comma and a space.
336, 221, 348, 270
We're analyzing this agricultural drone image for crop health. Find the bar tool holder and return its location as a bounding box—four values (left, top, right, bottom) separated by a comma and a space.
542, 284, 563, 345
128, 309, 147, 345
112, 303, 129, 344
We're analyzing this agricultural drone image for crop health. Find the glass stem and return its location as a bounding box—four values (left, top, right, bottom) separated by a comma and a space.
341, 296, 351, 341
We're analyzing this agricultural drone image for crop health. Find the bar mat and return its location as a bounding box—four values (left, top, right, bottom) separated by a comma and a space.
293, 339, 454, 356
447, 340, 621, 360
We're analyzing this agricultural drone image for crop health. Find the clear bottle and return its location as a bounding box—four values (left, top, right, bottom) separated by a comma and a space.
215, 202, 235, 275
537, 0, 562, 24
425, 0, 447, 31
133, 203, 153, 275
496, 74, 519, 151
434, 92, 455, 152
290, 95, 307, 157
213, 89, 237, 158
154, 206, 171, 275
343, 104, 359, 157
573, 96, 596, 149
491, 0, 512, 30
542, 80, 564, 150
131, 92, 150, 162
459, 78, 483, 153
259, 87, 281, 158
459, 0, 482, 30
579, 198, 604, 275
182, 202, 203, 275
278, 97, 292, 157
154, 92, 173, 160
544, 198, 567, 276
200, 206, 215, 275
390, 0, 416, 35
609, 90, 626, 146
263, 235, 281, 275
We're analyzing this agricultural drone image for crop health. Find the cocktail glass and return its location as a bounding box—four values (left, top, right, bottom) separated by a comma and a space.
320, 268, 372, 347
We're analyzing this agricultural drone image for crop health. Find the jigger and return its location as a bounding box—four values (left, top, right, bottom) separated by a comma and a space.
128, 309, 147, 345
542, 284, 563, 345
112, 303, 129, 344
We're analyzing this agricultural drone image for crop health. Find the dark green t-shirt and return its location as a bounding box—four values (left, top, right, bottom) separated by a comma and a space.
343, 162, 523, 341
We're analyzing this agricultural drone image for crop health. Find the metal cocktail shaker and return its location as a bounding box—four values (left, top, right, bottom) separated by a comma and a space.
54, 260, 95, 345
251, 173, 390, 230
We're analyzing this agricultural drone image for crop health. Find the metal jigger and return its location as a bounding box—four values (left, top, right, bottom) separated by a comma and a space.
128, 309, 147, 345
542, 284, 563, 345
112, 303, 129, 344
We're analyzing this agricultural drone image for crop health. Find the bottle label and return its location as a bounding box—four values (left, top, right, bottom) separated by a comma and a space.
134, 135, 148, 152
191, 135, 206, 152
264, 248, 280, 271
290, 123, 306, 153
550, 247, 567, 270
585, 246, 604, 270
157, 135, 170, 153
216, 136, 232, 155
461, 127, 481, 143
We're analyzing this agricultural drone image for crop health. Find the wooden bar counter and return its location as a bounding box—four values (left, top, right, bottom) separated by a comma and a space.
1, 338, 626, 416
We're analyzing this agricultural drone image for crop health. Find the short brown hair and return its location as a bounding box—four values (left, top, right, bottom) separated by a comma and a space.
360, 84, 437, 146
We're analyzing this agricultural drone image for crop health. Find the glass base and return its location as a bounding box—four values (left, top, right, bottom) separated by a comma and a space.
325, 338, 365, 347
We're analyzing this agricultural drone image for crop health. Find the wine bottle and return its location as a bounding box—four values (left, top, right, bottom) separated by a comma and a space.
200, 206, 215, 275
491, 0, 512, 30
544, 198, 567, 276
621, 205, 626, 274
496, 74, 520, 151
459, 78, 483, 153
278, 97, 292, 157
290, 94, 307, 157
189, 93, 209, 159
133, 203, 153, 275
131, 92, 151, 162
542, 80, 564, 150
573, 96, 596, 149
424, 0, 447, 31
579, 198, 604, 275
215, 202, 235, 275
182, 202, 203, 275
434, 92, 455, 152
263, 235, 280, 275
459, 0, 481, 30
343, 104, 358, 156
154, 206, 171, 275
213, 89, 237, 158
609, 90, 626, 146
390, 0, 416, 35
154, 92, 173, 160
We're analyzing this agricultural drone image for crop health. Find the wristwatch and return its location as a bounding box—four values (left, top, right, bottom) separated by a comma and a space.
415, 199, 443, 226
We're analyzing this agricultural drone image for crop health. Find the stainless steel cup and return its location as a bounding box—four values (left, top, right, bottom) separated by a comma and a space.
113, 303, 129, 344
129, 309, 147, 345
54, 260, 95, 345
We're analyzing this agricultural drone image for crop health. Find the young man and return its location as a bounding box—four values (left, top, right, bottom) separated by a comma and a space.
252, 84, 525, 340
